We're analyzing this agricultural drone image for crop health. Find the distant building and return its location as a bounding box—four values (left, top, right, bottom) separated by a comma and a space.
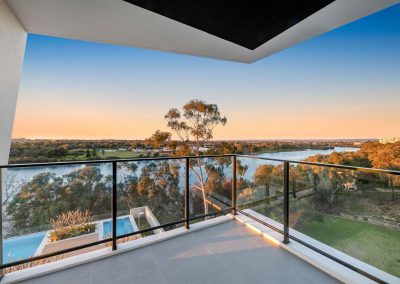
379, 137, 400, 144
344, 181, 358, 191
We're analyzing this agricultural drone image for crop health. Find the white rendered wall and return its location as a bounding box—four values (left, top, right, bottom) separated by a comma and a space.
0, 0, 27, 165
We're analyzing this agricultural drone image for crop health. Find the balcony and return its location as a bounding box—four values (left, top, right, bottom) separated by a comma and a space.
0, 155, 398, 283
1, 1, 400, 283
12, 220, 340, 284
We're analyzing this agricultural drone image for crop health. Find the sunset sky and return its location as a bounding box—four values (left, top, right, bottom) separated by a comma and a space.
12, 4, 400, 140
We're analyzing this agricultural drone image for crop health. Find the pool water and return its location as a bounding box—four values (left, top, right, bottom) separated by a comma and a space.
3, 232, 47, 264
103, 217, 134, 238
2, 217, 134, 264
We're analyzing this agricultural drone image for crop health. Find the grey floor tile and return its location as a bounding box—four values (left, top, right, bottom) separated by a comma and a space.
16, 220, 341, 284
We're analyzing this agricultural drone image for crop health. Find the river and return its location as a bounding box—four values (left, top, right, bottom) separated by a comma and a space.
254, 146, 358, 161
6, 147, 358, 184
239, 146, 358, 180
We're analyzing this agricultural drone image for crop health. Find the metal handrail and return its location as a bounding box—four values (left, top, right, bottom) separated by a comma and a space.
0, 154, 235, 169
0, 153, 397, 283
0, 155, 235, 272
237, 154, 400, 175
2, 153, 399, 175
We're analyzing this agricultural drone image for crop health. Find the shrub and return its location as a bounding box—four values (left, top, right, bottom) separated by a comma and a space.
49, 210, 96, 242
3, 255, 65, 274
104, 234, 141, 248
67, 149, 86, 156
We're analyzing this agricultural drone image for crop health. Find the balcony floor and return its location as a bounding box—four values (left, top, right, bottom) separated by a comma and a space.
19, 220, 340, 284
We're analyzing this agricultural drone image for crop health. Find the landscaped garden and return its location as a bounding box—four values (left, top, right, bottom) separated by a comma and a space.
295, 214, 400, 277
235, 160, 400, 277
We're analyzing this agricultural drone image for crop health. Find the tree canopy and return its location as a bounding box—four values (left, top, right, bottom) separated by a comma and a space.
165, 99, 227, 155
145, 130, 171, 149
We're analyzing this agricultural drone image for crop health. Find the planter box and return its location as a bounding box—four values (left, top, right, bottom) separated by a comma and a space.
40, 231, 102, 257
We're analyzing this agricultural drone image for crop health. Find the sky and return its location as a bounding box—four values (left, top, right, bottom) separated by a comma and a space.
12, 4, 400, 140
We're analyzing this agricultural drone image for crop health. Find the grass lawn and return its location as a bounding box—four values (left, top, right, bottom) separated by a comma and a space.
295, 215, 400, 277
60, 151, 142, 161
97, 151, 141, 159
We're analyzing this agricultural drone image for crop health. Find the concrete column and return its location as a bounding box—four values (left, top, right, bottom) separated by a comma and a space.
0, 0, 27, 210
0, 1, 27, 265
0, 0, 27, 165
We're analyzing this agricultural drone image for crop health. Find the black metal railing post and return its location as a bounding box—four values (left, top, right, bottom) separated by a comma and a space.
112, 161, 117, 251
185, 157, 190, 229
0, 155, 396, 283
283, 161, 290, 244
232, 155, 237, 215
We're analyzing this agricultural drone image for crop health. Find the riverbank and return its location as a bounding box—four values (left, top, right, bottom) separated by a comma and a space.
247, 147, 333, 155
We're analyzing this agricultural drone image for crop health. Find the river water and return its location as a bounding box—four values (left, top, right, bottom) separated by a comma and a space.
238, 146, 358, 180
254, 146, 357, 161
6, 147, 358, 184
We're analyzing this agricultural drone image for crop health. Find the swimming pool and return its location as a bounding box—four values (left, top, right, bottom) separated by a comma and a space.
3, 232, 47, 264
103, 217, 134, 238
2, 217, 135, 264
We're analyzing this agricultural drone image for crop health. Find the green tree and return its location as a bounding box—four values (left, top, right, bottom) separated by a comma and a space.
118, 161, 183, 224
85, 149, 92, 158
310, 168, 344, 213
6, 167, 111, 235
146, 130, 171, 149
253, 164, 274, 197
167, 140, 179, 154
164, 99, 227, 214
6, 173, 64, 233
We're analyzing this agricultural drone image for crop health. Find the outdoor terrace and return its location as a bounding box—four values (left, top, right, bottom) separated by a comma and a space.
14, 219, 339, 284
0, 155, 399, 283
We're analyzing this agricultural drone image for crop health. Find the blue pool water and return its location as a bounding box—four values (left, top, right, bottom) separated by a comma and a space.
103, 217, 134, 238
3, 232, 47, 264
2, 218, 134, 264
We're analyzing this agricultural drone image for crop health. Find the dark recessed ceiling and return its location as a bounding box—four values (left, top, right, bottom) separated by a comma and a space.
124, 0, 334, 50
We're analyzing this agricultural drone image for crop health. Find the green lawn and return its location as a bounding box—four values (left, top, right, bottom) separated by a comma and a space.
97, 151, 141, 159
61, 151, 143, 161
295, 215, 400, 277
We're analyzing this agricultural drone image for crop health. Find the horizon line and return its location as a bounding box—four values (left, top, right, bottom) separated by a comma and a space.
11, 137, 379, 141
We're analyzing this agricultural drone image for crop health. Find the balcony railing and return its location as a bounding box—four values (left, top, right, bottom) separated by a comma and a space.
0, 154, 399, 283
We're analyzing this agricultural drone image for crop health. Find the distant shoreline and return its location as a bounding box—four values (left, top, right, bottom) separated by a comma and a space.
248, 146, 360, 156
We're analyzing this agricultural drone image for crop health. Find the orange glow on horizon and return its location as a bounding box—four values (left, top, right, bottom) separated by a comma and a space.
12, 90, 399, 140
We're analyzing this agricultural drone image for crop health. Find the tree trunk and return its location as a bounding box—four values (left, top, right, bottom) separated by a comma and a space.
265, 183, 270, 197
196, 158, 209, 216
390, 177, 394, 201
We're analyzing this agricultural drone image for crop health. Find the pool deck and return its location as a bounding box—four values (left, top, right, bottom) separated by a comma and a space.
17, 220, 340, 284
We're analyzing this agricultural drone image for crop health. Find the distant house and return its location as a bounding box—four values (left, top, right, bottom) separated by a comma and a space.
344, 181, 357, 191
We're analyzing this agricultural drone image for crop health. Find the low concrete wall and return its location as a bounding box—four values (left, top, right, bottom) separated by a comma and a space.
40, 232, 102, 257
130, 206, 165, 234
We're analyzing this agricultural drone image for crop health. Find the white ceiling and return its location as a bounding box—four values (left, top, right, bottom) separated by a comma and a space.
6, 0, 400, 63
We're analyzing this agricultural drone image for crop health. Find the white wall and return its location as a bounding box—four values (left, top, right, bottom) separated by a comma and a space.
0, 0, 27, 165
